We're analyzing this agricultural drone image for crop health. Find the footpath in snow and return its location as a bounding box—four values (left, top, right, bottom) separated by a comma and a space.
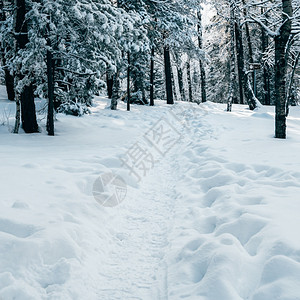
1, 88, 300, 300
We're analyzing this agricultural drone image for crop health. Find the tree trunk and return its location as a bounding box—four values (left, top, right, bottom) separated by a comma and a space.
106, 72, 113, 99
186, 60, 193, 102
46, 48, 54, 136
13, 94, 21, 133
197, 10, 207, 103
171, 67, 178, 102
261, 8, 271, 105
228, 4, 238, 112
274, 0, 292, 138
164, 45, 174, 105
234, 22, 245, 105
242, 0, 255, 89
234, 19, 258, 110
127, 51, 130, 111
110, 73, 119, 110
150, 47, 154, 106
14, 0, 38, 133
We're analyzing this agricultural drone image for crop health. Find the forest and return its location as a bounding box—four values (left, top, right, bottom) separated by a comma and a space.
0, 0, 299, 138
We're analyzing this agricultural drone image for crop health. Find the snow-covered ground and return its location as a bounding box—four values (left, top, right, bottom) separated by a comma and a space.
1, 86, 300, 300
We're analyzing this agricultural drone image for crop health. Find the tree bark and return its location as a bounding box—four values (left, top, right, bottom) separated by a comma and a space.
228, 4, 238, 112
177, 65, 185, 101
106, 72, 113, 99
46, 48, 54, 136
261, 8, 271, 105
235, 22, 245, 105
274, 0, 292, 138
242, 0, 255, 89
14, 0, 38, 133
127, 51, 130, 111
186, 60, 193, 102
164, 45, 174, 105
13, 94, 21, 133
197, 10, 207, 103
150, 47, 154, 106
110, 73, 119, 110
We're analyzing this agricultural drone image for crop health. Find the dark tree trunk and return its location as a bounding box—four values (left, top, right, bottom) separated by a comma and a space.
127, 51, 130, 111
235, 23, 245, 105
0, 0, 15, 101
110, 73, 119, 110
274, 0, 292, 138
46, 48, 54, 136
171, 66, 178, 102
187, 60, 193, 102
234, 20, 257, 110
15, 0, 38, 133
199, 62, 207, 103
13, 94, 21, 133
106, 72, 113, 99
228, 4, 238, 112
261, 10, 271, 105
197, 10, 207, 103
177, 65, 185, 101
164, 46, 174, 105
150, 47, 154, 106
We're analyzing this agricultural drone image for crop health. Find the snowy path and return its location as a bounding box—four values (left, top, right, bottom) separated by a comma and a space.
94, 150, 180, 299
1, 94, 300, 300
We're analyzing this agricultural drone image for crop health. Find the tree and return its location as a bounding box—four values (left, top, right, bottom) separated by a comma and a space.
274, 0, 293, 138
0, 0, 15, 101
197, 9, 207, 103
14, 0, 38, 133
227, 1, 238, 111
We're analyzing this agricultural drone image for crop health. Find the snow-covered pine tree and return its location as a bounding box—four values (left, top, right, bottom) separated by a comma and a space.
0, 0, 15, 101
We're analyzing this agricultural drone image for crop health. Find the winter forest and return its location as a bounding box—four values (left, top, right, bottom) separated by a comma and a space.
1, 0, 300, 299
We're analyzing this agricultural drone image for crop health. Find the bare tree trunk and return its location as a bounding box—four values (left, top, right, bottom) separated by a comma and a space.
261, 7, 271, 105
242, 0, 255, 88
46, 48, 54, 136
164, 45, 174, 104
14, 0, 38, 133
150, 47, 154, 106
106, 71, 113, 99
186, 59, 193, 102
171, 67, 178, 102
234, 21, 245, 105
228, 3, 238, 112
197, 10, 207, 103
13, 93, 21, 133
275, 0, 293, 138
127, 51, 130, 111
177, 65, 185, 101
110, 72, 119, 110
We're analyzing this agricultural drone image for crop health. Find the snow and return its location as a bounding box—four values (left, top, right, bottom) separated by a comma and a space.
1, 85, 300, 299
